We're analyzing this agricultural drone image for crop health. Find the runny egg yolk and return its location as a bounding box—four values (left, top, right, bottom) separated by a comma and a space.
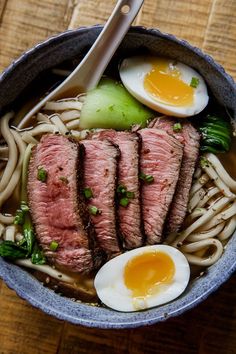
124, 251, 175, 298
144, 58, 194, 107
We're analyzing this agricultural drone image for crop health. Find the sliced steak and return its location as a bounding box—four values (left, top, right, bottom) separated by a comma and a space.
138, 128, 183, 244
28, 134, 98, 274
82, 139, 121, 258
92, 130, 143, 249
150, 117, 200, 234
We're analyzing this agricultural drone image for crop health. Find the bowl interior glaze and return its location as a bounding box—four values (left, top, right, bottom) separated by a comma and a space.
0, 26, 235, 329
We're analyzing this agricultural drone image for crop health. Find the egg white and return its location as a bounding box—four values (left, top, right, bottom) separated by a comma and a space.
94, 245, 190, 312
119, 56, 209, 117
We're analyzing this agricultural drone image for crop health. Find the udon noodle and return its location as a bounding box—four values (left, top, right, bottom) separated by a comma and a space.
0, 91, 236, 283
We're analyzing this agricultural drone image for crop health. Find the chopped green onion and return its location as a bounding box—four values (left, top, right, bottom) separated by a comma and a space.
20, 201, 29, 212
173, 123, 182, 132
59, 176, 68, 184
50, 241, 59, 252
119, 197, 130, 207
83, 187, 93, 199
126, 191, 135, 199
89, 206, 101, 216
190, 77, 200, 88
14, 210, 24, 225
145, 175, 154, 183
37, 167, 47, 182
14, 202, 30, 225
116, 185, 127, 195
139, 172, 154, 183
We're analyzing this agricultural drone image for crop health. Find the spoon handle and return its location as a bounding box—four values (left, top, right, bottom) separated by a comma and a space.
19, 0, 144, 128
64, 0, 144, 92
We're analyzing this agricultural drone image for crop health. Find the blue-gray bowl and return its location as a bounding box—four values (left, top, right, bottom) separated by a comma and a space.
0, 26, 235, 329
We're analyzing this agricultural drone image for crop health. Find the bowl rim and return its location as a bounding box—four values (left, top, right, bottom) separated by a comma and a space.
0, 25, 235, 329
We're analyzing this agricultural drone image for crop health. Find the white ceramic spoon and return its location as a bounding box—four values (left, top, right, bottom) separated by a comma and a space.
19, 0, 144, 128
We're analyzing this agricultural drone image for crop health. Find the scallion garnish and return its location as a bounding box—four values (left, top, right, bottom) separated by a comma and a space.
89, 206, 101, 216
37, 167, 47, 182
190, 77, 200, 88
84, 187, 93, 199
50, 241, 59, 252
14, 202, 30, 225
139, 172, 154, 183
173, 123, 182, 132
119, 197, 130, 207
116, 184, 127, 195
126, 191, 135, 199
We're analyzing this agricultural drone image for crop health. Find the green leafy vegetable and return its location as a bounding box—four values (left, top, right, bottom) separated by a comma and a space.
199, 114, 232, 153
0, 241, 28, 260
83, 187, 93, 199
79, 78, 155, 130
37, 167, 47, 182
31, 244, 46, 265
190, 77, 200, 88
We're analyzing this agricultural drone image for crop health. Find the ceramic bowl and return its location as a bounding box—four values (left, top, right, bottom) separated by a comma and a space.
0, 26, 235, 329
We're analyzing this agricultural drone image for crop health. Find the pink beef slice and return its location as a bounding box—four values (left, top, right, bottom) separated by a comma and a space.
27, 134, 98, 274
150, 117, 200, 234
91, 130, 143, 249
138, 128, 183, 244
82, 139, 121, 259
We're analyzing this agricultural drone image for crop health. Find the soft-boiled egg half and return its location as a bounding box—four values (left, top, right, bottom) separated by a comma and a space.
94, 245, 190, 312
119, 56, 209, 117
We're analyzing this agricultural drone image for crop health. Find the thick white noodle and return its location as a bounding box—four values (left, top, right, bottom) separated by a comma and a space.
43, 101, 83, 111
60, 110, 81, 122
187, 222, 225, 242
4, 225, 16, 241
37, 113, 50, 124
218, 216, 236, 241
201, 160, 235, 198
172, 197, 232, 247
71, 129, 90, 140
188, 188, 206, 213
205, 153, 236, 192
66, 119, 80, 130
0, 112, 18, 192
202, 200, 236, 230
21, 132, 38, 144
189, 174, 209, 198
186, 208, 207, 222
21, 124, 57, 141
193, 167, 202, 179
49, 114, 69, 135
0, 129, 26, 223
181, 238, 224, 266
15, 259, 75, 283
196, 187, 219, 208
